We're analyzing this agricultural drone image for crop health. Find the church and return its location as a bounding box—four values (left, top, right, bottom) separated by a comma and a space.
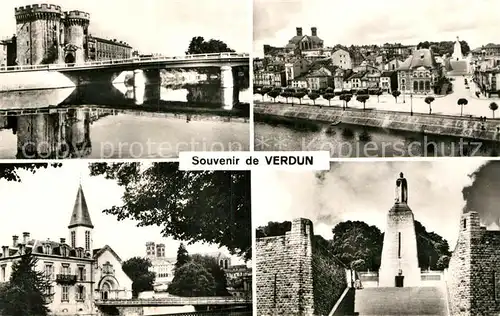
0, 184, 132, 315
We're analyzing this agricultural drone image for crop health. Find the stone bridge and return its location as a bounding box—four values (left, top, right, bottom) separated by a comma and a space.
95, 296, 252, 316
0, 53, 250, 109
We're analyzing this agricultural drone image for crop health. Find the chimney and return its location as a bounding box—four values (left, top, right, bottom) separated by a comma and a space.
311, 27, 317, 36
296, 27, 303, 36
60, 238, 66, 244
12, 235, 18, 247
23, 232, 30, 244
2, 246, 8, 258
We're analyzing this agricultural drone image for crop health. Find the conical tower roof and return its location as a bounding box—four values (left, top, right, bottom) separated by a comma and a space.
68, 184, 94, 229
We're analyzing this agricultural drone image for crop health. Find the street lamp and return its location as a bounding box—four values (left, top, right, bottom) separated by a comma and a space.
402, 85, 406, 103
410, 93, 413, 116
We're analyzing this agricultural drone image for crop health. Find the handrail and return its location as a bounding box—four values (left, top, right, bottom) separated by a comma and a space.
0, 52, 249, 72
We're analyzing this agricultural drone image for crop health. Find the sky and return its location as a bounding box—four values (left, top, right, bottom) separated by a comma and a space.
253, 0, 500, 56
0, 0, 251, 55
252, 159, 500, 250
0, 161, 245, 265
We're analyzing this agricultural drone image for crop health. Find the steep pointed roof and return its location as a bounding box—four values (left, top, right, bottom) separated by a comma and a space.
68, 184, 94, 229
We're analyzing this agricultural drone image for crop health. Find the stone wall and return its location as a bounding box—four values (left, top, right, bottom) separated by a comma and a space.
254, 103, 500, 141
447, 211, 500, 315
256, 218, 314, 316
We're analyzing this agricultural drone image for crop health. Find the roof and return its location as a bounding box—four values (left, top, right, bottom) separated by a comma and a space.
397, 49, 437, 71
286, 34, 323, 49
381, 71, 396, 77
93, 245, 123, 263
68, 184, 94, 229
88, 36, 132, 48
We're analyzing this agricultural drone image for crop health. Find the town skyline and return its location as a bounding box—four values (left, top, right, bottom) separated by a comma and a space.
253, 160, 497, 250
254, 0, 499, 56
0, 162, 244, 265
0, 0, 250, 56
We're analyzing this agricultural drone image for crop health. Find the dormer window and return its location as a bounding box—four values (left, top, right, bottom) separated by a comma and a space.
44, 244, 51, 255
61, 246, 68, 257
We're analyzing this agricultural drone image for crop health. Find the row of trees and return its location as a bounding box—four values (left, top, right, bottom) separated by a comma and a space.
167, 244, 230, 297
254, 86, 386, 110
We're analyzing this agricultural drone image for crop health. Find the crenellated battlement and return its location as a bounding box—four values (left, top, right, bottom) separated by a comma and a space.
64, 10, 90, 21
15, 4, 62, 21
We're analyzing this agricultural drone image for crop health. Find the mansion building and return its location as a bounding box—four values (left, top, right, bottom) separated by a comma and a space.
0, 184, 132, 315
396, 48, 440, 95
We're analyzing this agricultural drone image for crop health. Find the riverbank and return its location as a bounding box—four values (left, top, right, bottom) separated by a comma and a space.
254, 102, 500, 141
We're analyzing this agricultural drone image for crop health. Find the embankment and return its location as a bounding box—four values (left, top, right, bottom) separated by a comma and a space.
254, 102, 500, 142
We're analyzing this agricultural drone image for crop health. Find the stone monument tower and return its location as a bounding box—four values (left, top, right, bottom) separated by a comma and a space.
378, 172, 420, 287
452, 36, 463, 61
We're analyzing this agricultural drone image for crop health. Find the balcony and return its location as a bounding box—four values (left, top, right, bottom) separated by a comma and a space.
56, 274, 77, 285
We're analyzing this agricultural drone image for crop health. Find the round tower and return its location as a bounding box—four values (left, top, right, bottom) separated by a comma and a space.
14, 4, 63, 65
63, 10, 90, 64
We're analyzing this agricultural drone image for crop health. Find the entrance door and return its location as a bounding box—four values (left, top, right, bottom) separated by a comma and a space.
395, 275, 404, 287
65, 53, 75, 64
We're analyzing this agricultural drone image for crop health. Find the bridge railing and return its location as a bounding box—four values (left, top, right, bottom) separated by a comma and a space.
95, 296, 252, 306
0, 52, 249, 73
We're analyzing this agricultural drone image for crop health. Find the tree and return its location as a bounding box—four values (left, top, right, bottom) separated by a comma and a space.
457, 98, 468, 116
258, 86, 272, 101
343, 94, 352, 109
294, 91, 307, 105
350, 259, 367, 271
436, 255, 451, 270
425, 96, 435, 115
323, 92, 335, 106
0, 253, 53, 316
331, 221, 384, 271
268, 89, 281, 102
175, 243, 190, 271
185, 36, 234, 55
280, 90, 293, 104
89, 163, 251, 261
490, 102, 498, 118
122, 257, 156, 298
376, 90, 383, 102
191, 254, 230, 296
0, 163, 62, 182
308, 92, 320, 106
167, 262, 216, 297
392, 90, 401, 103
414, 220, 451, 270
356, 94, 370, 111
255, 221, 292, 238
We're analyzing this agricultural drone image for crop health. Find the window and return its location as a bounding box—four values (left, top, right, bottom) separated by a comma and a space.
463, 219, 467, 229
44, 264, 54, 280
103, 262, 114, 275
78, 266, 86, 281
61, 285, 69, 302
76, 285, 85, 301
1, 265, 5, 281
61, 264, 70, 275
44, 244, 51, 255
85, 231, 90, 251
71, 231, 76, 248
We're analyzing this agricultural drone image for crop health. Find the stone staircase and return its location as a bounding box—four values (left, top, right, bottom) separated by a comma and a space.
448, 60, 468, 76
353, 287, 448, 316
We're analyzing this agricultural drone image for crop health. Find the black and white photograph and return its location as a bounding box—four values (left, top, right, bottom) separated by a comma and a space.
254, 160, 500, 315
0, 162, 252, 315
253, 0, 500, 157
0, 0, 250, 159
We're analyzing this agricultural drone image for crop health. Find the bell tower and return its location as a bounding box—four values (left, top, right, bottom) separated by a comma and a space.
68, 183, 94, 254
379, 173, 420, 287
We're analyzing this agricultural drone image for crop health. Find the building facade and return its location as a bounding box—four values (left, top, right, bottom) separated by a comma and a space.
397, 48, 440, 94
0, 184, 132, 315
14, 4, 132, 66
86, 36, 132, 61
145, 242, 175, 288
331, 48, 352, 69
285, 27, 323, 52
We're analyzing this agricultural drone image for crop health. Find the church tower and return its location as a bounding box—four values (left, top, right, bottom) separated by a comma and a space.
68, 184, 94, 254
378, 173, 420, 287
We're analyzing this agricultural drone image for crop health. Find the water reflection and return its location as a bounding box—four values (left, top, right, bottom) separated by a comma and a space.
0, 107, 249, 159
254, 122, 500, 157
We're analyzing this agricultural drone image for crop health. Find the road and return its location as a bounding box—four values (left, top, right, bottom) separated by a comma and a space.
255, 75, 500, 119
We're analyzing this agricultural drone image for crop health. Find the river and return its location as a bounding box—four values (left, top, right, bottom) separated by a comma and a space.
0, 81, 250, 159
254, 121, 499, 158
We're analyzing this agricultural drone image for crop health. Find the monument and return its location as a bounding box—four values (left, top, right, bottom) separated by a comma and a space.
378, 173, 420, 287
449, 36, 469, 75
